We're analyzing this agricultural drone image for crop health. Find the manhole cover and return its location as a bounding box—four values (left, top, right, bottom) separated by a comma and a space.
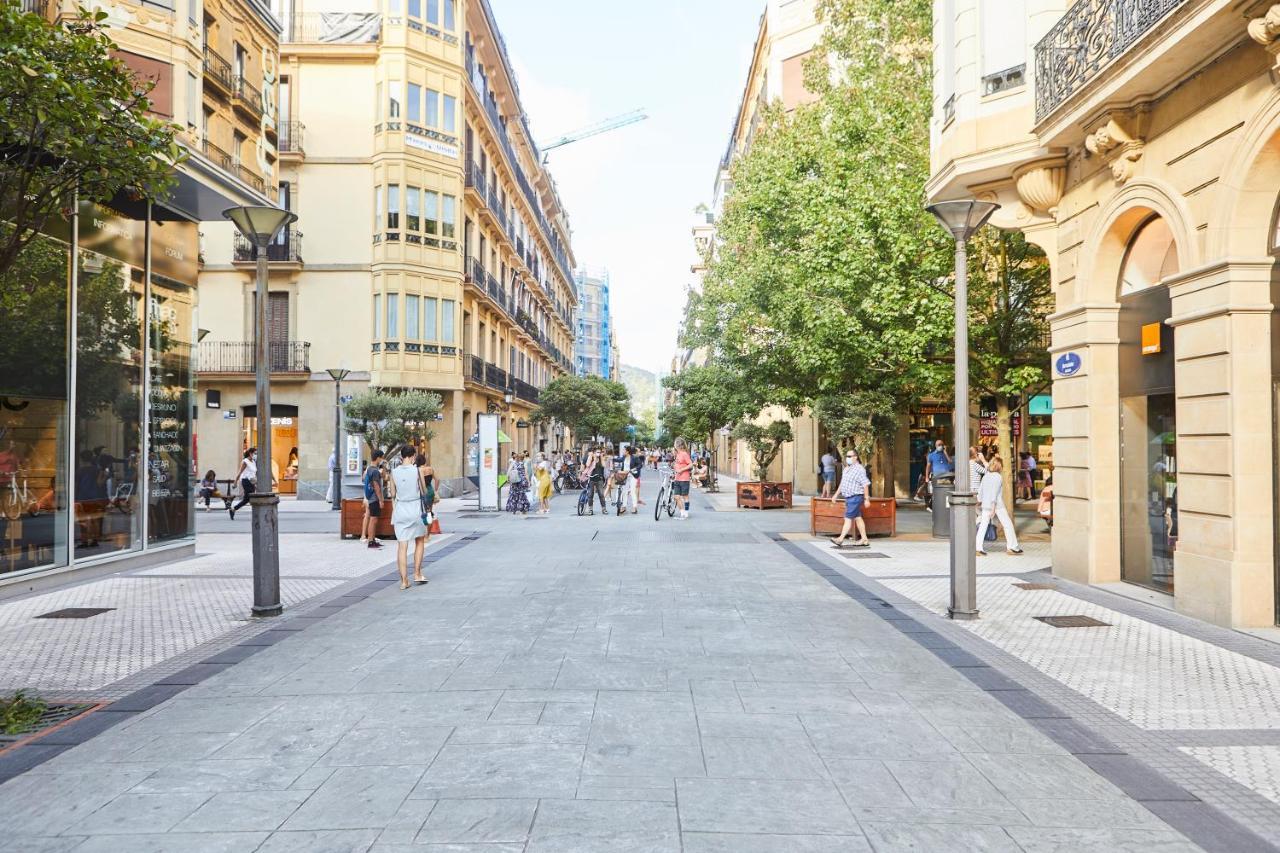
1034, 615, 1110, 628
837, 552, 889, 559
34, 608, 115, 620
1014, 583, 1056, 590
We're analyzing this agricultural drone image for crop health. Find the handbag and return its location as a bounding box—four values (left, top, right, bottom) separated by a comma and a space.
429, 516, 442, 535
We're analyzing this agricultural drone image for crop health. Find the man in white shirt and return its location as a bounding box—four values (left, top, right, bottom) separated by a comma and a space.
830, 449, 871, 548
820, 448, 838, 498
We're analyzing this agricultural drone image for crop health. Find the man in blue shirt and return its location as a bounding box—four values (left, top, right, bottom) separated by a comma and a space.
925, 440, 953, 483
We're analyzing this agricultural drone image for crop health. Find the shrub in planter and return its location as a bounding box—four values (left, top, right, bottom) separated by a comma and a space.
732, 420, 794, 508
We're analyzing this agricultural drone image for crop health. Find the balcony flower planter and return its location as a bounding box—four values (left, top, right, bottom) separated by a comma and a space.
340, 497, 394, 540
736, 481, 793, 510
810, 496, 897, 538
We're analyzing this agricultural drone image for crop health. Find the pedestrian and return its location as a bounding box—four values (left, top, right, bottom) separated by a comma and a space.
671, 438, 693, 519
523, 451, 534, 493
976, 456, 1023, 556
1018, 451, 1036, 501
585, 449, 608, 515
199, 469, 218, 511
968, 446, 988, 494
535, 454, 553, 513
626, 445, 644, 513
505, 451, 530, 515
819, 446, 838, 498
387, 445, 428, 589
417, 447, 436, 529
325, 450, 337, 503
229, 448, 257, 521
362, 450, 385, 549
925, 439, 953, 484
830, 448, 872, 548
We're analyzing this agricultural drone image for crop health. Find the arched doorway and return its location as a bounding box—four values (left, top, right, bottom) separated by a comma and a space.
1117, 215, 1179, 593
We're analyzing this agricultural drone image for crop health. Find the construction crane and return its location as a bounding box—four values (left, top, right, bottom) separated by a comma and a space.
538, 109, 648, 161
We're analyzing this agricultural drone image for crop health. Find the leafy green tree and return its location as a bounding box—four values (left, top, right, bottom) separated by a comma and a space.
344, 389, 442, 455
0, 3, 183, 275
732, 420, 794, 482
532, 375, 631, 444
660, 365, 761, 446
813, 391, 898, 465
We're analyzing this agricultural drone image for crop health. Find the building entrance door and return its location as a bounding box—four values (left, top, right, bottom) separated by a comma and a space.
1120, 393, 1177, 592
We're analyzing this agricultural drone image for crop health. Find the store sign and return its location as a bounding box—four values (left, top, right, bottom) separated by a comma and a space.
223, 411, 237, 420
979, 399, 1022, 439
1029, 395, 1053, 416
345, 435, 362, 475
1141, 322, 1163, 355
405, 134, 460, 159
1054, 352, 1083, 377
77, 201, 199, 285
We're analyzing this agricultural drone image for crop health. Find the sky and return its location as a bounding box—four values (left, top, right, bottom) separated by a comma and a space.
487, 0, 762, 375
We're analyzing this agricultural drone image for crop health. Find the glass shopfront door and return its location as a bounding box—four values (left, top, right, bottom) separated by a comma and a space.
1120, 393, 1177, 592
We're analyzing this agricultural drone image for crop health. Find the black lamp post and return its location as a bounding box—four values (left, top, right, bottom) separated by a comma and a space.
326, 368, 350, 511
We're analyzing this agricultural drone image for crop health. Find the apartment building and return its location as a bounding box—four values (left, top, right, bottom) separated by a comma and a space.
574, 268, 613, 380
928, 0, 1280, 628
195, 0, 577, 498
1, 0, 280, 584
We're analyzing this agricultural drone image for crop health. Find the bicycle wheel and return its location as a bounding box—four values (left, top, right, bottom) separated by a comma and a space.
577, 494, 586, 516
666, 494, 676, 517
654, 487, 666, 521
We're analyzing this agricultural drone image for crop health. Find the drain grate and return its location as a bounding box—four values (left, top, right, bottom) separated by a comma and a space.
34, 607, 115, 620
837, 552, 890, 560
1034, 614, 1110, 628
1014, 583, 1056, 591
0, 702, 95, 746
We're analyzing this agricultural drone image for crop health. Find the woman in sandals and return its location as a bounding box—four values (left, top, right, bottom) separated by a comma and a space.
387, 445, 429, 589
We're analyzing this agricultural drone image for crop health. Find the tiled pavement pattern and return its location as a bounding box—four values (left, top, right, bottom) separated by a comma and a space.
0, 479, 1217, 853
804, 535, 1280, 847
0, 534, 449, 699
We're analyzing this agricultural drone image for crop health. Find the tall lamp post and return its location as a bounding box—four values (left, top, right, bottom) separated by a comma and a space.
924, 199, 999, 621
326, 368, 351, 511
223, 205, 298, 617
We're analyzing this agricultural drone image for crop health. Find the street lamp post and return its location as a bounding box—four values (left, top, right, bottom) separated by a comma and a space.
223, 205, 298, 618
925, 199, 999, 621
326, 368, 351, 511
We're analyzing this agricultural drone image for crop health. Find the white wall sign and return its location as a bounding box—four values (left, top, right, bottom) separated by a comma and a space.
478, 413, 500, 511
405, 135, 460, 159
345, 435, 362, 476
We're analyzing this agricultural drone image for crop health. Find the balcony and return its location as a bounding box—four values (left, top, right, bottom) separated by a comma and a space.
232, 230, 303, 265
199, 340, 310, 375
278, 121, 305, 156
232, 75, 263, 118
1034, 0, 1188, 122
202, 138, 233, 172
465, 160, 487, 198
203, 47, 233, 97
236, 162, 266, 195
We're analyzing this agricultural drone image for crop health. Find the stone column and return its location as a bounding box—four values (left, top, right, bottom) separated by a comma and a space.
1048, 303, 1123, 586
1167, 260, 1276, 627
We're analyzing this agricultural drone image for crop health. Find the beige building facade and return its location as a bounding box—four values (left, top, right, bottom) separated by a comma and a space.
928, 0, 1280, 627
195, 0, 577, 498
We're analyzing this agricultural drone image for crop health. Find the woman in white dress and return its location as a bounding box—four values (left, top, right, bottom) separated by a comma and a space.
387, 445, 429, 589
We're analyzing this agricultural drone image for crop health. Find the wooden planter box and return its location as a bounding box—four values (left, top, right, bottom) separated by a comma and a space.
340, 497, 394, 539
736, 481, 793, 510
811, 496, 897, 538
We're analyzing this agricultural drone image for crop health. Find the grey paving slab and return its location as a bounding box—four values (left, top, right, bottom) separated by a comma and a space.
64, 791, 212, 835
409, 742, 584, 799
702, 735, 829, 780
526, 799, 679, 853
861, 822, 1023, 852
677, 778, 860, 835
255, 828, 381, 852
172, 789, 311, 833
282, 765, 426, 830
415, 798, 537, 844
682, 833, 872, 853
68, 832, 271, 852
315, 723, 453, 766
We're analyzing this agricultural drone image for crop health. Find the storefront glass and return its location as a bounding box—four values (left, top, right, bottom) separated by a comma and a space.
0, 202, 197, 578
0, 232, 71, 575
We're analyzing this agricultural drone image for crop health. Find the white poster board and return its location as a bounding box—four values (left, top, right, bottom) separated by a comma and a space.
478, 413, 500, 511
345, 435, 362, 476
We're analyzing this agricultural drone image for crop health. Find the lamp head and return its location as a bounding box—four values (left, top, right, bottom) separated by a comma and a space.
925, 199, 1000, 242
326, 368, 351, 382
222, 205, 297, 248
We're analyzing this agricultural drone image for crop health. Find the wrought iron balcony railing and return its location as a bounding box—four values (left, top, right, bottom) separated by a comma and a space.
1034, 0, 1187, 121
203, 47, 233, 94
199, 340, 310, 374
202, 137, 233, 171
232, 230, 303, 263
278, 121, 305, 155
232, 75, 263, 115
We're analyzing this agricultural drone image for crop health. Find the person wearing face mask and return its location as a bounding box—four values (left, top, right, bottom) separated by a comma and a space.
830, 448, 871, 548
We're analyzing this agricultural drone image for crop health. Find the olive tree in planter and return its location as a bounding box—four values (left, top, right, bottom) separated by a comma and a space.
732, 420, 795, 509
343, 389, 443, 457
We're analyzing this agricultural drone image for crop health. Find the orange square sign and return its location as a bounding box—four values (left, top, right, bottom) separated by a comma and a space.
1141, 322, 1162, 355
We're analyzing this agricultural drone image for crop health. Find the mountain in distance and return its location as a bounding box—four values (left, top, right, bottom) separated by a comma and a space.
619, 364, 659, 429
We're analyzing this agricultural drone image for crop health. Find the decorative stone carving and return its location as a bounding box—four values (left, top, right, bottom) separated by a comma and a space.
1083, 113, 1147, 183
1248, 5, 1280, 46
1013, 157, 1068, 215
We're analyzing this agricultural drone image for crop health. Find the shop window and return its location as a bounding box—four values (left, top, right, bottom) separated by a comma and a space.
1119, 216, 1179, 295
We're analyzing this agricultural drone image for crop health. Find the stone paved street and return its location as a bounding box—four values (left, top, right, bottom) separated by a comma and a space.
0, 478, 1273, 851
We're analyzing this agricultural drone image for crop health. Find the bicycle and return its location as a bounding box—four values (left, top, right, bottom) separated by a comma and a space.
1, 471, 37, 521
654, 471, 676, 521
611, 470, 629, 516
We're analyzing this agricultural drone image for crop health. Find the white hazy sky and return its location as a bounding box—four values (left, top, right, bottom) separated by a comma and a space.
487, 0, 762, 374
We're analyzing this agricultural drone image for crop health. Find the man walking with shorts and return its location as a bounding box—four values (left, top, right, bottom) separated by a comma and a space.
831, 448, 871, 548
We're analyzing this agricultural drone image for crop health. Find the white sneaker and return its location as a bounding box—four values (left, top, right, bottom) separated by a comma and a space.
680, 511, 689, 519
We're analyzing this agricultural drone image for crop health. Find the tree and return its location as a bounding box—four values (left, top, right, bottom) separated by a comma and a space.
732, 420, 794, 482
660, 364, 761, 446
531, 375, 631, 444
0, 4, 183, 275
344, 389, 442, 454
682, 0, 953, 490
813, 391, 898, 464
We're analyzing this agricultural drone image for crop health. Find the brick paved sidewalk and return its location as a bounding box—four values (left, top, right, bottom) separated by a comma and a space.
0, 479, 1254, 852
